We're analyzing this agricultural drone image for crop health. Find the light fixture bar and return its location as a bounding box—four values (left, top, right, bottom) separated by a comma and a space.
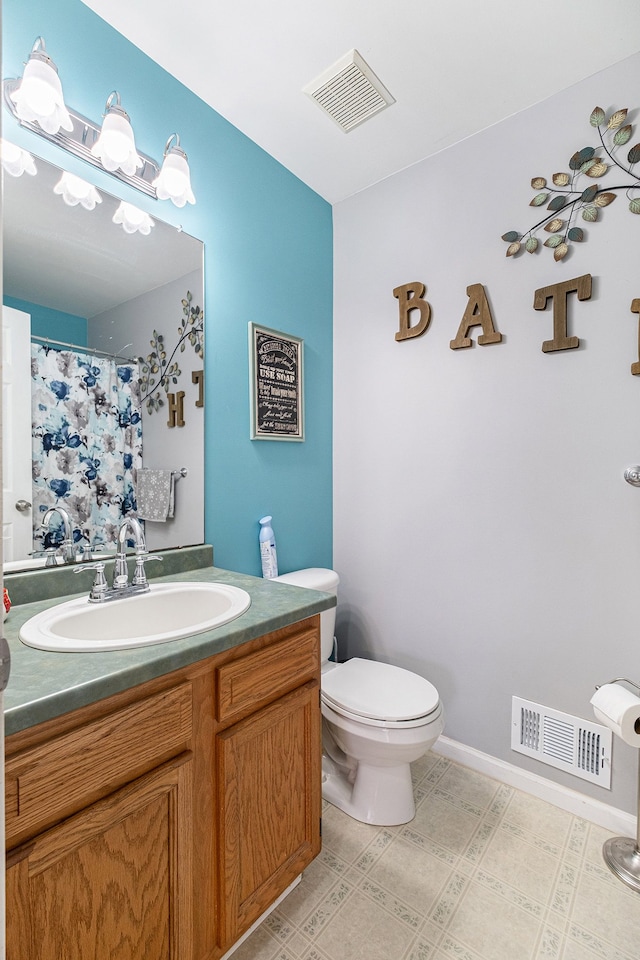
3, 77, 160, 197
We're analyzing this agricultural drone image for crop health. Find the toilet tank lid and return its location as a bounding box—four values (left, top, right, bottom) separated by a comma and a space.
323, 658, 440, 722
274, 567, 339, 592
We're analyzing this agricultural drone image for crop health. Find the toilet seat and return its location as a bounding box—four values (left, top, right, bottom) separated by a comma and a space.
322, 658, 440, 728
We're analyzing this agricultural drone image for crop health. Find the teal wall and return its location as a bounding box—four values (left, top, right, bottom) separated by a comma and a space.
3, 0, 333, 577
3, 296, 88, 343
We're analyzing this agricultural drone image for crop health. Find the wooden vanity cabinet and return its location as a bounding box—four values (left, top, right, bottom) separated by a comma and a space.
5, 615, 322, 960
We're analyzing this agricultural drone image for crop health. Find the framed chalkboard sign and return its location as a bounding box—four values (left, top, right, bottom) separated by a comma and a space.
249, 323, 304, 441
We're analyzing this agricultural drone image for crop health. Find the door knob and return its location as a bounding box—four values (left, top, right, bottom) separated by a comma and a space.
15, 499, 32, 512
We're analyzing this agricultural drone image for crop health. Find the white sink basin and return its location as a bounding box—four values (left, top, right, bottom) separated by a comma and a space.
19, 581, 251, 653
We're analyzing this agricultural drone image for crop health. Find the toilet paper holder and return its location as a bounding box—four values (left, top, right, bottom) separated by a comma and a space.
595, 676, 640, 695
594, 676, 640, 892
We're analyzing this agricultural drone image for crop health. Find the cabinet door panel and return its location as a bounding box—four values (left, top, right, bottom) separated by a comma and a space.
7, 755, 192, 960
217, 681, 321, 947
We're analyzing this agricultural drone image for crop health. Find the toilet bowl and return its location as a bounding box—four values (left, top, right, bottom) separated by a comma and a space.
273, 568, 444, 826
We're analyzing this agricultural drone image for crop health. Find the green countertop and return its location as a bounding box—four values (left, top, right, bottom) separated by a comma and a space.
3, 564, 335, 738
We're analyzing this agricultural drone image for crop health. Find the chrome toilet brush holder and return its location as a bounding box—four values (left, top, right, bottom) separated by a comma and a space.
598, 677, 640, 892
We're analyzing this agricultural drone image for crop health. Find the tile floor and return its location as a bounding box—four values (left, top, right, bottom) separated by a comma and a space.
233, 754, 640, 960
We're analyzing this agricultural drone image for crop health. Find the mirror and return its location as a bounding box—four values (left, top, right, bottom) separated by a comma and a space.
2, 148, 205, 571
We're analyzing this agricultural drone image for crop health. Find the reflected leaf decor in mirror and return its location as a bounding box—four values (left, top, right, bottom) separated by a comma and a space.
502, 106, 640, 262
139, 290, 204, 422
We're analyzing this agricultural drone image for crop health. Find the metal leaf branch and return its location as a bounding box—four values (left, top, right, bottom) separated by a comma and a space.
502, 107, 640, 261
139, 291, 204, 413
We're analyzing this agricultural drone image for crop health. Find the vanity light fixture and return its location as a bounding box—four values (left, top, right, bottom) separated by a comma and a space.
8, 37, 72, 136
0, 139, 37, 177
53, 171, 102, 210
3, 38, 196, 206
91, 92, 143, 177
113, 201, 154, 235
153, 134, 196, 207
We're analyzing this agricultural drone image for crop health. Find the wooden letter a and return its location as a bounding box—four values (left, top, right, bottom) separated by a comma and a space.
450, 283, 502, 350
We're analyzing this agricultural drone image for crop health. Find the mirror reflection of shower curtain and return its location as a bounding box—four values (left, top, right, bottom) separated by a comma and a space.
31, 344, 143, 553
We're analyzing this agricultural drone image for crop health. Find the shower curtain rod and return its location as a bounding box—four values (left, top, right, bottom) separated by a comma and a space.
31, 334, 140, 365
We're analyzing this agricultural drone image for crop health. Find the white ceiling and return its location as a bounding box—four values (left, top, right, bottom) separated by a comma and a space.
81, 0, 640, 204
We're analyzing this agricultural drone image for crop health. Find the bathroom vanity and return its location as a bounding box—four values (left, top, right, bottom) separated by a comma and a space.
3, 560, 333, 959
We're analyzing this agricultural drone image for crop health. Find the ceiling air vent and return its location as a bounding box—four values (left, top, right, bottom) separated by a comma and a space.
303, 49, 395, 133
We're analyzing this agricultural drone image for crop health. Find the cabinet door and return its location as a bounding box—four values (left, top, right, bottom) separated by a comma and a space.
216, 680, 321, 948
6, 755, 192, 960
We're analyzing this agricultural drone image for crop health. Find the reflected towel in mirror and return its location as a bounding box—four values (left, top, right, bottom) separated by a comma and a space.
136, 468, 175, 522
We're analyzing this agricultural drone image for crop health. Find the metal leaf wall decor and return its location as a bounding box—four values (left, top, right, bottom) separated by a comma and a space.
502, 106, 640, 262
139, 290, 204, 413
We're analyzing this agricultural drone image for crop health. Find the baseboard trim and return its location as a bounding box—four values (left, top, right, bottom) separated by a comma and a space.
433, 735, 636, 837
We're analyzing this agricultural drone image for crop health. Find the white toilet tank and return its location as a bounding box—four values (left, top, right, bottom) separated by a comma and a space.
272, 567, 339, 663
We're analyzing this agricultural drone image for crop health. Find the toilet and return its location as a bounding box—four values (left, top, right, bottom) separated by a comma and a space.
273, 568, 444, 826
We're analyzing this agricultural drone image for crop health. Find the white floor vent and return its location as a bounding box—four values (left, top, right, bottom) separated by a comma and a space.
511, 697, 612, 788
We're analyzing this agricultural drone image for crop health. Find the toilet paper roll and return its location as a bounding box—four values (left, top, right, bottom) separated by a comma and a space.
590, 683, 640, 747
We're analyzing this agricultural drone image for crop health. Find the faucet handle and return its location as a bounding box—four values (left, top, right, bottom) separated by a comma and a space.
61, 539, 76, 564
81, 544, 107, 562
73, 561, 106, 573
132, 553, 163, 587
74, 561, 108, 601
30, 547, 59, 567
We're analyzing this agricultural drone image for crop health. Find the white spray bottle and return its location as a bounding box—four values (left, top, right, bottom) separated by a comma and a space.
259, 516, 278, 579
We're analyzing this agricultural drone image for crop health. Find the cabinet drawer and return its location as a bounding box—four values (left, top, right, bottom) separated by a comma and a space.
6, 682, 192, 847
216, 627, 318, 723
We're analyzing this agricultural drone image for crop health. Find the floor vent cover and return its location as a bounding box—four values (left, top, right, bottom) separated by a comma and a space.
511, 696, 612, 788
303, 49, 395, 133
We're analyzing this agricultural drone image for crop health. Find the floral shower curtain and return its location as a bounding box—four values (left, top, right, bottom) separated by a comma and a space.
31, 344, 143, 553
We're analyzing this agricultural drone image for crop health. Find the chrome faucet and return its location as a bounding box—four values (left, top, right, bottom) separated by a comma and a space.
75, 516, 162, 602
113, 516, 147, 588
42, 506, 75, 563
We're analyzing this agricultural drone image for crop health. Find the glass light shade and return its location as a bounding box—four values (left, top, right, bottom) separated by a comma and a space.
113, 201, 154, 235
10, 50, 73, 136
53, 172, 102, 210
153, 141, 195, 207
91, 101, 143, 177
0, 140, 37, 177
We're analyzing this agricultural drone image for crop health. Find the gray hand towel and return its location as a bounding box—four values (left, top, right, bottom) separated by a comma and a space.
136, 469, 175, 522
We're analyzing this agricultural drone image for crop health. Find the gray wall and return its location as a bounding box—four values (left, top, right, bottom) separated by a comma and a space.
333, 52, 640, 815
